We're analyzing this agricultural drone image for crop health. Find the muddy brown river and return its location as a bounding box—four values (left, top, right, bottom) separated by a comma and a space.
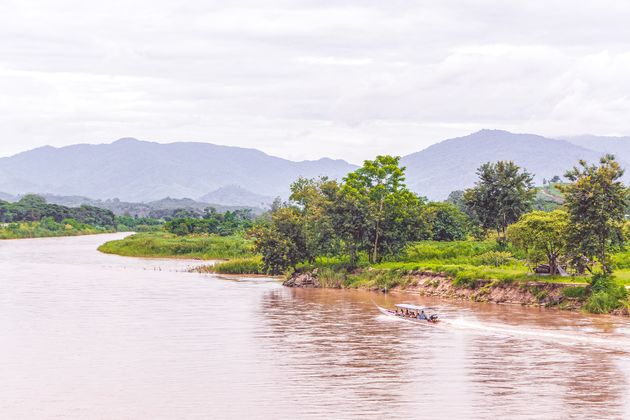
1, 233, 629, 419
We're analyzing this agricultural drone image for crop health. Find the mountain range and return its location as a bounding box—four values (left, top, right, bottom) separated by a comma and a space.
0, 130, 627, 206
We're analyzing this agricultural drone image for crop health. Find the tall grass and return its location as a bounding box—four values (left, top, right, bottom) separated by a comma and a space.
199, 257, 264, 274
98, 232, 253, 259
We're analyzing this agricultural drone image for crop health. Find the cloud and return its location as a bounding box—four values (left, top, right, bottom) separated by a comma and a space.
1, 0, 630, 162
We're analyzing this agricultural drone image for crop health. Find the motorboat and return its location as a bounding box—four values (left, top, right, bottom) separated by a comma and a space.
376, 303, 439, 323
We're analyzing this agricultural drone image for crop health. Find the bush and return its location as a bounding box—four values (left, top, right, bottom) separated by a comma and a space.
474, 251, 513, 267
583, 274, 628, 314
209, 257, 264, 274
562, 286, 587, 299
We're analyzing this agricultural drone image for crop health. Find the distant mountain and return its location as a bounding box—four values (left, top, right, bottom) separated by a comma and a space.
401, 129, 620, 200
0, 191, 16, 202
1, 131, 626, 204
199, 185, 274, 208
562, 135, 630, 163
0, 138, 357, 204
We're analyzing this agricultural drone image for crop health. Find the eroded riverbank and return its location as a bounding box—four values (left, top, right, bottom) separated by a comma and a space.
284, 270, 629, 316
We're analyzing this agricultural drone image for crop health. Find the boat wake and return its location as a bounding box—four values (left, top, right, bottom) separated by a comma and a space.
442, 317, 630, 353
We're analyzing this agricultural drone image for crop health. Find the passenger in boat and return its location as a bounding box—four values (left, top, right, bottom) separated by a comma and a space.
417, 310, 427, 320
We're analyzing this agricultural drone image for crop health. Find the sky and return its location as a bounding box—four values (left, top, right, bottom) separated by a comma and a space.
1, 0, 630, 164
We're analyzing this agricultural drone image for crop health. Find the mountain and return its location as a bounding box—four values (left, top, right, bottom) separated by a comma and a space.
199, 185, 274, 208
562, 135, 630, 163
0, 138, 357, 204
0, 191, 16, 202
1, 131, 626, 204
401, 129, 618, 200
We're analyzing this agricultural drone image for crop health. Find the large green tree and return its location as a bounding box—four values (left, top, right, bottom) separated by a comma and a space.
341, 155, 424, 263
421, 202, 468, 241
464, 161, 535, 243
507, 210, 569, 274
250, 206, 309, 275
562, 155, 627, 274
289, 177, 340, 260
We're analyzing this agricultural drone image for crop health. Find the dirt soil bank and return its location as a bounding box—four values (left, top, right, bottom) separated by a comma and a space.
284, 270, 605, 312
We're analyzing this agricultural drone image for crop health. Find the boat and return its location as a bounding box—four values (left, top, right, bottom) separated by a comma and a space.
376, 303, 440, 323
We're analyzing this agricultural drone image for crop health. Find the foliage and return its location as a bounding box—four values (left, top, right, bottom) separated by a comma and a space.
115, 215, 163, 232
202, 257, 264, 274
249, 207, 309, 274
98, 232, 253, 259
0, 218, 112, 239
421, 202, 468, 241
401, 240, 500, 263
164, 208, 254, 236
474, 251, 513, 267
289, 177, 340, 258
464, 161, 535, 242
339, 155, 427, 264
0, 194, 116, 228
561, 155, 627, 274
507, 210, 569, 274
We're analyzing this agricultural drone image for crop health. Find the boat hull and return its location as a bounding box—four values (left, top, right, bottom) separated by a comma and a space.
376, 305, 439, 324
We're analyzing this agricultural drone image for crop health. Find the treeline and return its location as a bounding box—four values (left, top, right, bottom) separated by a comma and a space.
164, 208, 254, 236
0, 194, 116, 228
251, 155, 628, 279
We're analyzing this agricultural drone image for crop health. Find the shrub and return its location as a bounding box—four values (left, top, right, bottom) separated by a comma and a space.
583, 274, 628, 314
209, 257, 264, 274
475, 251, 513, 267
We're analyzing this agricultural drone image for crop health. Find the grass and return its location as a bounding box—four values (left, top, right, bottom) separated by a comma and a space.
98, 232, 254, 259
201, 257, 265, 274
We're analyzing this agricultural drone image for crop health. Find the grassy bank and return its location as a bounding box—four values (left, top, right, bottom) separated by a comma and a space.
0, 220, 113, 239
98, 232, 254, 260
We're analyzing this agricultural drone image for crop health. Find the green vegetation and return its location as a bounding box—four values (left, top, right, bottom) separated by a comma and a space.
0, 195, 117, 239
115, 215, 163, 232
98, 232, 253, 259
164, 208, 253, 236
0, 218, 113, 239
94, 153, 630, 315
463, 161, 535, 243
201, 257, 264, 274
1, 194, 116, 228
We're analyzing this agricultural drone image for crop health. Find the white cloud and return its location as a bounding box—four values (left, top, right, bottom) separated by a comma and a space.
1, 0, 630, 162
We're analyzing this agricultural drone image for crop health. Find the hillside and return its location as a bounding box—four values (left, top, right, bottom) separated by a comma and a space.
0, 138, 356, 203
562, 135, 630, 163
199, 185, 274, 207
402, 130, 617, 200
1, 131, 626, 204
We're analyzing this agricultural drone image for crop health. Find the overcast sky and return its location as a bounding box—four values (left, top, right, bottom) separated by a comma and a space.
1, 0, 630, 163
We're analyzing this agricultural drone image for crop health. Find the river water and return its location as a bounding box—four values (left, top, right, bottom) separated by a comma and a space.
1, 233, 630, 419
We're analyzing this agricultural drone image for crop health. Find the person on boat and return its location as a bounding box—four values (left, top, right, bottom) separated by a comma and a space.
417, 310, 427, 320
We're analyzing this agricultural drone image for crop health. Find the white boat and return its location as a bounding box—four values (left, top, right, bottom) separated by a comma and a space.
376, 303, 440, 323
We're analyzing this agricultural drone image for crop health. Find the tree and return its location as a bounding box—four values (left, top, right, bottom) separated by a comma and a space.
561, 155, 627, 274
250, 206, 309, 274
289, 177, 339, 260
464, 161, 535, 243
421, 202, 468, 241
507, 210, 569, 274
341, 156, 424, 263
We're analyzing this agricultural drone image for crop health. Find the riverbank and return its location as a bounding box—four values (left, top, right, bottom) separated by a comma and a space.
0, 221, 115, 239
283, 269, 629, 316
98, 232, 254, 260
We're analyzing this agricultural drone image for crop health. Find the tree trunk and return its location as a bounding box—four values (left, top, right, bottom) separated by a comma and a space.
371, 200, 384, 264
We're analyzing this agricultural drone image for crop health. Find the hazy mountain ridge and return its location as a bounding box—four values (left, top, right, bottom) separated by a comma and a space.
0, 138, 357, 203
402, 129, 625, 199
0, 131, 626, 204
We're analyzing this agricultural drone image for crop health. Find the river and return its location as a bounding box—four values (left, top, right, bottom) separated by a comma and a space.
1, 233, 629, 419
